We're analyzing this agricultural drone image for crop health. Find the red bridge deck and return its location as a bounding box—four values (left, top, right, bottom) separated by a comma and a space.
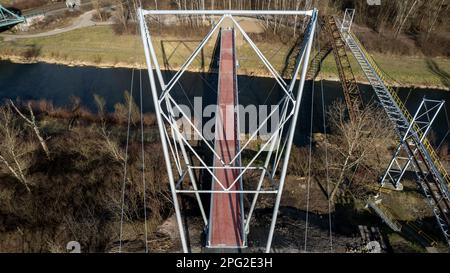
208, 29, 244, 249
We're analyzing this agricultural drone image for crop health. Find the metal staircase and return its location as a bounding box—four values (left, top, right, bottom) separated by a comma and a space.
381, 99, 446, 189
339, 9, 450, 246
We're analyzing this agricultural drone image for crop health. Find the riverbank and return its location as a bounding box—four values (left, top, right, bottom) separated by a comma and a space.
1, 25, 449, 90
2, 54, 447, 91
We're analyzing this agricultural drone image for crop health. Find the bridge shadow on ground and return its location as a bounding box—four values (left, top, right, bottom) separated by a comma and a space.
426, 58, 450, 89
246, 204, 380, 252
280, 35, 303, 79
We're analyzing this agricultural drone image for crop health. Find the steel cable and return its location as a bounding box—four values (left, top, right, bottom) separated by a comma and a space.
119, 0, 140, 253
318, 22, 333, 253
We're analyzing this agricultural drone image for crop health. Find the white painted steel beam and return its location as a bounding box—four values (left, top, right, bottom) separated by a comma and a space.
138, 7, 319, 253
143, 9, 314, 16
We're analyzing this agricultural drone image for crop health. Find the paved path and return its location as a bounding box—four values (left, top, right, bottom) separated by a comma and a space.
0, 10, 113, 41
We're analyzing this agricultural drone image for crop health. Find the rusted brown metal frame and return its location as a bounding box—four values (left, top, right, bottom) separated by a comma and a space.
323, 15, 363, 122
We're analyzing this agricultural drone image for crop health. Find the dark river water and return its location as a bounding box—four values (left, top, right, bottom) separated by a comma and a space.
0, 60, 449, 147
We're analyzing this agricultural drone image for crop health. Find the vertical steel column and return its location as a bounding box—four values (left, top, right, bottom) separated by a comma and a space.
265, 9, 318, 253
141, 14, 208, 225
138, 8, 188, 253
395, 100, 445, 183
381, 99, 445, 188
380, 99, 426, 188
138, 8, 317, 252
340, 9, 355, 33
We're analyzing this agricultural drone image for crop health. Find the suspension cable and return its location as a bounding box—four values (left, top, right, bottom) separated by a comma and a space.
403, 87, 413, 106
304, 25, 317, 252
138, 69, 149, 253
119, 68, 134, 253
318, 23, 333, 252
119, 0, 140, 253
304, 77, 314, 252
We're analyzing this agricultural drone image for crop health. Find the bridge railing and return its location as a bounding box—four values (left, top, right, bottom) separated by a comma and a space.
349, 32, 450, 186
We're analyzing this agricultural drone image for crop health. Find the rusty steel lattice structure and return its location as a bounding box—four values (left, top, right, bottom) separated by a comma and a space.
323, 14, 363, 122
138, 8, 318, 253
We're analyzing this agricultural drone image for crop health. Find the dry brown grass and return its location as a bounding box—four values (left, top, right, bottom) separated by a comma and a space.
0, 95, 169, 252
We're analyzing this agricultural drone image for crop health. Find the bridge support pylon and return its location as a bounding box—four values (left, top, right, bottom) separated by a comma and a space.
138, 8, 318, 253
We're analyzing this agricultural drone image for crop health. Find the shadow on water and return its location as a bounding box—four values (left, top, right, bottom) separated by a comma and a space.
0, 60, 449, 147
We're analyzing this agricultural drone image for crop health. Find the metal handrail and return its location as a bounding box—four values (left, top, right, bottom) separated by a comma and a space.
349, 32, 450, 187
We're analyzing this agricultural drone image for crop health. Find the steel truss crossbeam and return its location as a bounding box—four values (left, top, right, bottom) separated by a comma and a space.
143, 10, 314, 16
0, 5, 25, 28
339, 9, 450, 246
381, 98, 445, 189
139, 8, 318, 253
380, 98, 450, 245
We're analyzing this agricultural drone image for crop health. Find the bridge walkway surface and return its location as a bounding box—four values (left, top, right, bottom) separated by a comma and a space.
207, 28, 245, 250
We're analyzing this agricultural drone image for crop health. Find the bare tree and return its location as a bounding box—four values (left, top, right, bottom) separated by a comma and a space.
113, 0, 129, 33
394, 0, 421, 38
9, 100, 50, 159
326, 102, 394, 202
94, 94, 125, 163
92, 0, 105, 22
113, 91, 140, 125
424, 0, 447, 39
0, 105, 36, 192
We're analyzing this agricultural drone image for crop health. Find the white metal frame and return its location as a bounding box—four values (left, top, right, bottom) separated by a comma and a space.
0, 4, 25, 27
340, 8, 355, 33
138, 8, 318, 253
381, 98, 445, 189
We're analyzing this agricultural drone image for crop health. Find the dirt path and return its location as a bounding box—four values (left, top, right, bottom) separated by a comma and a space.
0, 10, 113, 41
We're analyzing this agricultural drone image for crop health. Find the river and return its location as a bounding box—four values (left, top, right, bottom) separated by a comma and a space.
0, 60, 449, 147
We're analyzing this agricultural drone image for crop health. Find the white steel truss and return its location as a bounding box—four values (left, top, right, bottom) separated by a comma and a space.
380, 98, 450, 245
381, 98, 445, 189
0, 5, 25, 27
138, 8, 318, 253
339, 9, 450, 246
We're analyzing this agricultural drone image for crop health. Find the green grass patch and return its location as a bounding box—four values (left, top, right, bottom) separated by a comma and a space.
1, 25, 450, 88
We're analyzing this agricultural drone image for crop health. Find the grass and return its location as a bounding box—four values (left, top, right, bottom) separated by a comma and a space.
0, 26, 145, 65
320, 49, 450, 88
388, 233, 426, 253
1, 25, 450, 88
